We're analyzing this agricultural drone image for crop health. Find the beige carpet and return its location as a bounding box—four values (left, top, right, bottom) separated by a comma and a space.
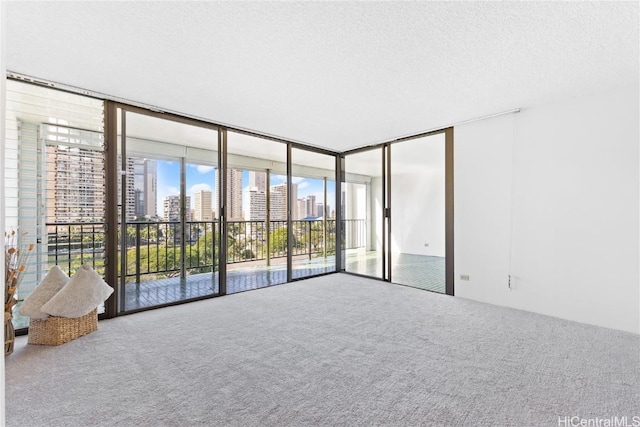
5, 274, 640, 426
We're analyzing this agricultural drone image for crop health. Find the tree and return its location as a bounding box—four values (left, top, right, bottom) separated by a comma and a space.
298, 221, 324, 254
269, 227, 292, 256
186, 232, 218, 273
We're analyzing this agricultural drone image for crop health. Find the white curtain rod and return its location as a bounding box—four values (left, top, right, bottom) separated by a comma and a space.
7, 71, 520, 152
363, 108, 521, 149
5, 71, 314, 148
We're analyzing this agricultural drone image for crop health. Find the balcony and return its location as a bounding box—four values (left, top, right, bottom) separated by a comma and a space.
12, 218, 367, 327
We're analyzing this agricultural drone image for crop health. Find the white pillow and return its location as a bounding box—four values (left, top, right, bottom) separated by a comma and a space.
41, 264, 114, 318
19, 265, 70, 320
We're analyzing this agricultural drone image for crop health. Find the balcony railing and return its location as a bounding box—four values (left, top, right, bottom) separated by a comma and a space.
46, 219, 366, 282
47, 222, 106, 276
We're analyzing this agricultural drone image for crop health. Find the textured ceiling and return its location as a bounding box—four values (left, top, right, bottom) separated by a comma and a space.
5, 1, 639, 152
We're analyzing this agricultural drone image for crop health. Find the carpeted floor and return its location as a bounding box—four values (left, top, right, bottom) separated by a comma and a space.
5, 274, 639, 426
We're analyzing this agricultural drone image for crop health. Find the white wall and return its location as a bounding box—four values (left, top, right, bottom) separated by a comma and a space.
455, 84, 640, 334
390, 134, 446, 257
368, 135, 447, 258
389, 170, 446, 257
1, 1, 7, 421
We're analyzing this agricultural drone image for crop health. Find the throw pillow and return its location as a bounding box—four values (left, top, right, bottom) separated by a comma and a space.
41, 264, 114, 318
19, 265, 70, 319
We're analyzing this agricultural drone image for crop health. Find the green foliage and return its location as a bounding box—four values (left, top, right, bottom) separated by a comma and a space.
54, 220, 339, 280
298, 222, 324, 252
269, 228, 289, 255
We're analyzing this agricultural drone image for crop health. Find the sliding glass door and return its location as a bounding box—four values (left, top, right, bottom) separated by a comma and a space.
390, 133, 446, 292
116, 112, 341, 308
341, 131, 452, 295
8, 78, 348, 326
117, 109, 220, 312
185, 159, 219, 281
225, 131, 288, 293
6, 76, 453, 329
291, 148, 337, 279
342, 148, 385, 279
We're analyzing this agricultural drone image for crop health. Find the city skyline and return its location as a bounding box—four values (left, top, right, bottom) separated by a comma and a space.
155, 160, 335, 220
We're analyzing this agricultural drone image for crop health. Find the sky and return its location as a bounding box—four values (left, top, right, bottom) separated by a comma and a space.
155, 160, 335, 215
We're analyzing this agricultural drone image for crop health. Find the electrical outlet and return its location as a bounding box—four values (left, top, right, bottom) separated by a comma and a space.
460, 274, 470, 281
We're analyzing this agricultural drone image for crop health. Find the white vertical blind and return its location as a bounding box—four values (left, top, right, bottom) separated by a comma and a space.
4, 80, 104, 328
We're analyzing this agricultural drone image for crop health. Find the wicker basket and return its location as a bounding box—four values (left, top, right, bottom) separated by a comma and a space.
5, 312, 15, 355
28, 309, 98, 346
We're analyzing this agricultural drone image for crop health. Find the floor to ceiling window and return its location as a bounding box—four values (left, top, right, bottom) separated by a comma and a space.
4, 77, 453, 331
341, 147, 385, 279
116, 108, 220, 312
291, 147, 337, 279
390, 133, 446, 292
341, 131, 453, 294
224, 131, 289, 293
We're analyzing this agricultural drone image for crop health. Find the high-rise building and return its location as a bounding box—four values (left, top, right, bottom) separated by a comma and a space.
131, 158, 158, 219
163, 195, 190, 221
134, 189, 144, 218
270, 182, 297, 221
122, 156, 136, 220
306, 195, 317, 217
290, 183, 298, 220
163, 196, 179, 221
144, 159, 158, 217
45, 143, 105, 223
316, 203, 324, 218
270, 183, 287, 221
249, 171, 267, 192
115, 156, 159, 221
194, 190, 213, 221
245, 188, 267, 221
244, 171, 268, 221
186, 197, 192, 221
215, 168, 243, 220
296, 198, 307, 220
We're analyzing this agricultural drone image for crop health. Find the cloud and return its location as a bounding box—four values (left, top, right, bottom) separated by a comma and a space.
271, 176, 306, 185
165, 186, 180, 196
187, 183, 213, 196
188, 164, 215, 174
196, 165, 215, 174
297, 182, 310, 190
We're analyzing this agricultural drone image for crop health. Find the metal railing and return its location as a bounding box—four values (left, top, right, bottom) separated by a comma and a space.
47, 222, 106, 277
125, 220, 218, 282
46, 218, 365, 281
